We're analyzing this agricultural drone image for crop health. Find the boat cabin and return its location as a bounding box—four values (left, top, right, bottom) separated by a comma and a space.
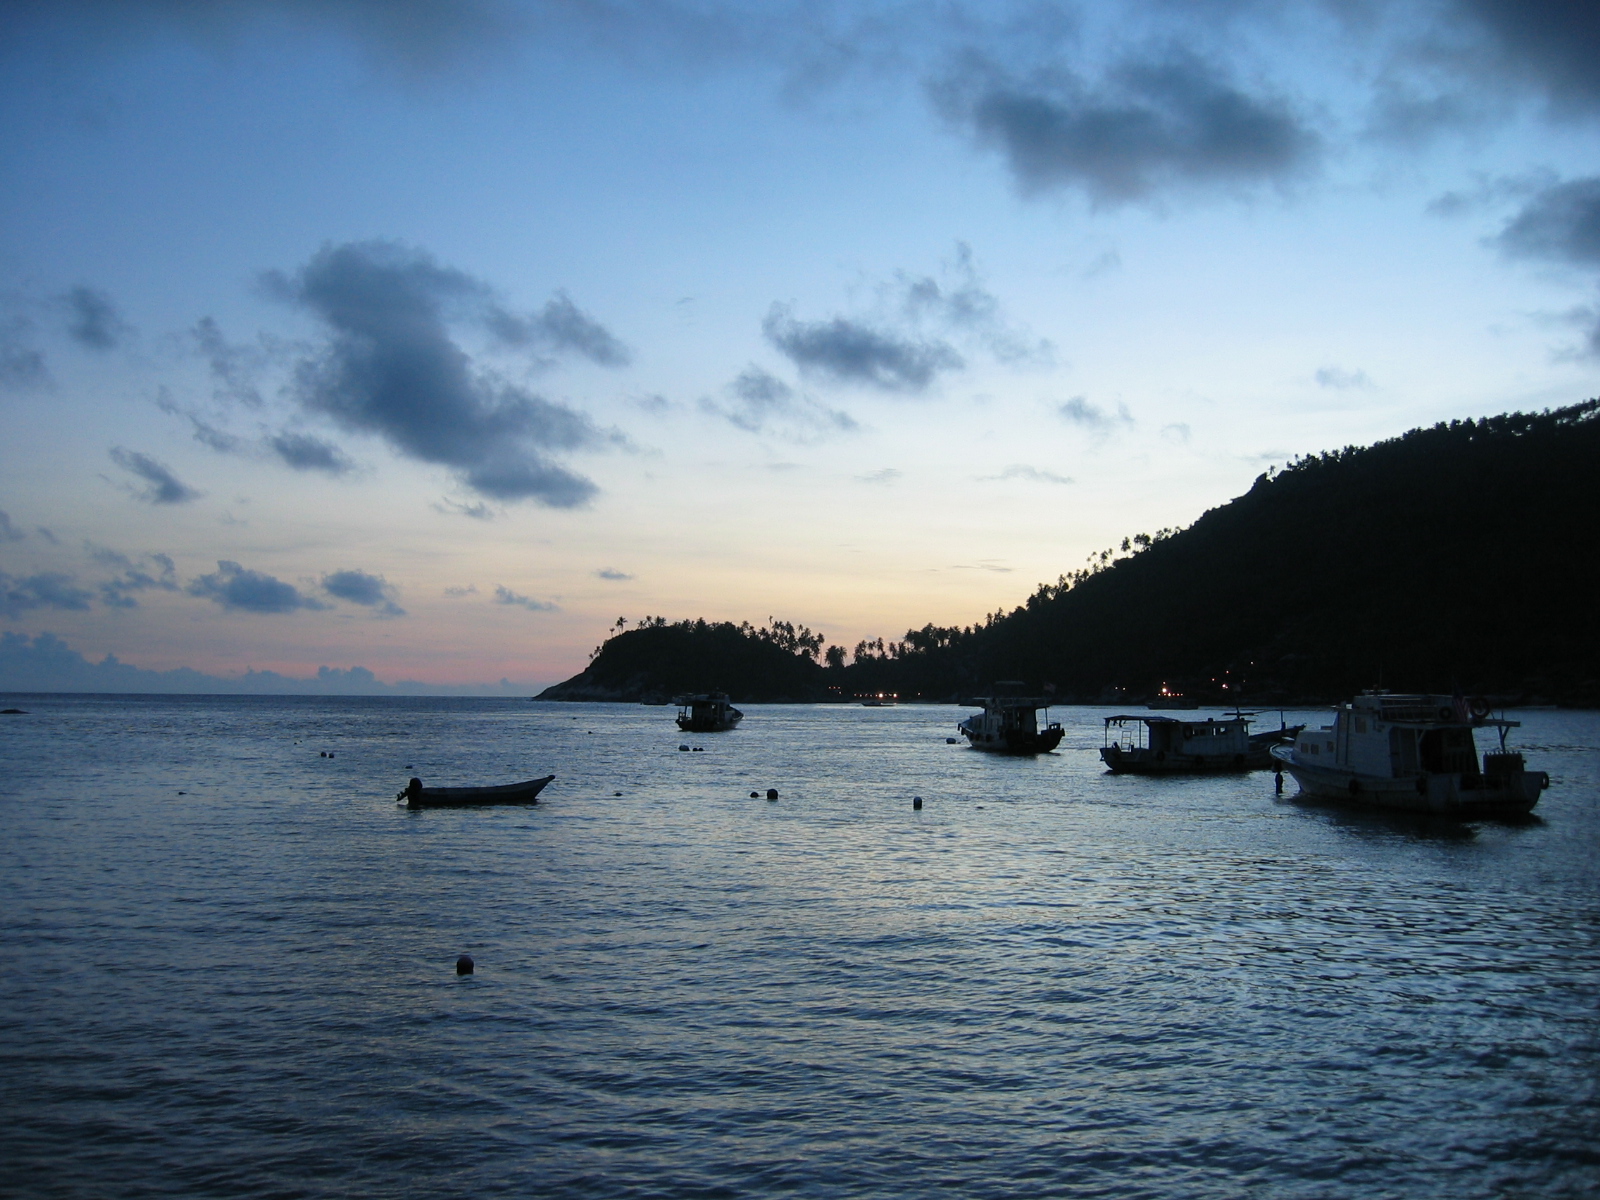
1103, 714, 1251, 759
1292, 693, 1510, 782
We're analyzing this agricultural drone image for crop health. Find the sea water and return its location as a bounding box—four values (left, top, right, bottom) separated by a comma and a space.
1, 695, 1597, 1199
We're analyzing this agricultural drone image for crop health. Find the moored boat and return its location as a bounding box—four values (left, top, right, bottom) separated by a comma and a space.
398, 775, 555, 807
1100, 712, 1302, 773
958, 688, 1064, 754
1271, 692, 1548, 816
674, 692, 743, 732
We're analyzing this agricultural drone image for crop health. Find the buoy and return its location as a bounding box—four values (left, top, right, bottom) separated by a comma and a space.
320, 751, 326, 757
177, 791, 186, 796
693, 747, 704, 752
766, 788, 779, 800
613, 791, 622, 797
679, 744, 690, 751
946, 737, 958, 744
750, 791, 760, 798
913, 796, 923, 810
456, 954, 474, 975
328, 752, 334, 758
1274, 772, 1284, 794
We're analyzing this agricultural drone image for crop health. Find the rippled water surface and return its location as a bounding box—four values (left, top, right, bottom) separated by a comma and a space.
2, 695, 1598, 1198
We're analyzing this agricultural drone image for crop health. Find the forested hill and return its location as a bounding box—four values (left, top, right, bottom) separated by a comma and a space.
540, 400, 1600, 705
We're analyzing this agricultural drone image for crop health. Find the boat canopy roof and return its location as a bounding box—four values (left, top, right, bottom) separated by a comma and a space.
1103, 713, 1247, 726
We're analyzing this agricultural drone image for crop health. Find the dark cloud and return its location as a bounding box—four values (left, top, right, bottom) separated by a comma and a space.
763, 305, 963, 392
60, 285, 130, 350
0, 317, 50, 392
322, 568, 404, 615
595, 568, 634, 581
0, 510, 24, 542
272, 240, 616, 506
88, 546, 179, 609
1056, 396, 1133, 431
702, 364, 858, 436
1496, 176, 1600, 266
1496, 176, 1600, 352
493, 585, 558, 612
187, 560, 328, 614
269, 431, 355, 474
0, 571, 94, 618
486, 292, 632, 366
0, 0, 521, 79
109, 447, 202, 504
1454, 0, 1600, 114
933, 51, 1318, 205
1425, 168, 1558, 217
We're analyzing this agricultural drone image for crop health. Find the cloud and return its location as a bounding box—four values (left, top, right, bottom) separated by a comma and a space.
1314, 366, 1375, 390
187, 561, 328, 613
88, 546, 179, 608
1425, 168, 1559, 217
486, 291, 631, 366
0, 510, 24, 542
322, 568, 404, 615
1452, 0, 1600, 115
594, 568, 634, 581
1, 571, 94, 618
108, 447, 202, 504
269, 431, 355, 474
702, 364, 858, 436
271, 240, 617, 506
1496, 176, 1600, 352
60, 285, 130, 350
443, 583, 479, 597
1161, 422, 1192, 443
763, 305, 963, 392
0, 631, 541, 696
933, 50, 1318, 206
1495, 176, 1600, 267
894, 242, 1053, 365
978, 464, 1074, 485
1056, 396, 1133, 431
0, 0, 522, 80
0, 317, 50, 392
493, 585, 558, 612
856, 468, 901, 485
192, 317, 267, 408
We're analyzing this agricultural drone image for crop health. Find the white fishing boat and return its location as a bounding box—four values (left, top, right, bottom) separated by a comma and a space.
958, 687, 1064, 755
1100, 712, 1301, 774
1270, 692, 1548, 816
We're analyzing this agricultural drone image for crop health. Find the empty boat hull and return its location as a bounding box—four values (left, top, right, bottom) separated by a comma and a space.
402, 775, 555, 807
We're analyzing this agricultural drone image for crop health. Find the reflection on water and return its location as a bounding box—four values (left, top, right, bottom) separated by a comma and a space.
1, 697, 1597, 1198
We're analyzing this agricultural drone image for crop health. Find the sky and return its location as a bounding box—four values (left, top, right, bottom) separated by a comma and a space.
1, 0, 1597, 693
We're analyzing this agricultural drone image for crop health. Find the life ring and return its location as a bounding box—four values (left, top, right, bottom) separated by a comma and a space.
1468, 696, 1491, 719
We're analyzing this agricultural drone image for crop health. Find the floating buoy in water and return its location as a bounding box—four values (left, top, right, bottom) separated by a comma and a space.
614, 792, 622, 797
913, 796, 923, 810
328, 752, 335, 759
319, 751, 326, 757
693, 747, 704, 752
456, 954, 474, 975
946, 737, 958, 744
766, 788, 779, 800
750, 791, 760, 798
1274, 772, 1284, 794
679, 745, 690, 751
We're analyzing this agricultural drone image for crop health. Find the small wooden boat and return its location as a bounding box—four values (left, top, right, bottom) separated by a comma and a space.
397, 775, 554, 807
958, 686, 1064, 754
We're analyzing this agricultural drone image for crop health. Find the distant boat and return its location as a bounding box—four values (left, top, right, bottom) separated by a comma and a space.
958, 687, 1064, 754
1100, 713, 1301, 773
1147, 686, 1200, 709
861, 693, 897, 707
398, 775, 554, 807
674, 692, 743, 732
1271, 692, 1548, 816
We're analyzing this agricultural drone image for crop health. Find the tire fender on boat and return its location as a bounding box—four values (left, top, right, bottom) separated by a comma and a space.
1469, 696, 1492, 719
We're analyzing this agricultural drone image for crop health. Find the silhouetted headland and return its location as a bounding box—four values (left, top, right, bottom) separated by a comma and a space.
539, 400, 1600, 707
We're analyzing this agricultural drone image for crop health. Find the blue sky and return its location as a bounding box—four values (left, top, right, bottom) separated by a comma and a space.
2, 1, 1597, 692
